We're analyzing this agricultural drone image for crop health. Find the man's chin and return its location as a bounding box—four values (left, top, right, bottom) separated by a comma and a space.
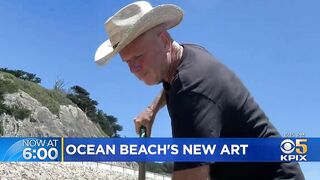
143, 79, 161, 86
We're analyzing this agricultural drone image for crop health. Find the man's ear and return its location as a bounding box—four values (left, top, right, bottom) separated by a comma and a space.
159, 32, 171, 51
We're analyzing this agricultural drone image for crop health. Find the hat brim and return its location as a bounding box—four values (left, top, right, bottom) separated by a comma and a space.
95, 4, 183, 66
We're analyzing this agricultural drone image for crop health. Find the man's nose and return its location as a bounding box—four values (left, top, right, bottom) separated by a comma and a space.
128, 61, 142, 73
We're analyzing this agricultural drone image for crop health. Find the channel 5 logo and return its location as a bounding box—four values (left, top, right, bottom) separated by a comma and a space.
280, 139, 307, 161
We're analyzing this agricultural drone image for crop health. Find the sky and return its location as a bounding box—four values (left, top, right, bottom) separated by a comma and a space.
0, 0, 319, 178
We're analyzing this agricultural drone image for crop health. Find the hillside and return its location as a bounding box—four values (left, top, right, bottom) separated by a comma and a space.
0, 71, 104, 137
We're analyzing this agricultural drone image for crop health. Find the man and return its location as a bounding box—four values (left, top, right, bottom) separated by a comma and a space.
95, 1, 304, 179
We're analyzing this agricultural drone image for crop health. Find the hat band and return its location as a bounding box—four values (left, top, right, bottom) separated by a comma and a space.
112, 42, 119, 49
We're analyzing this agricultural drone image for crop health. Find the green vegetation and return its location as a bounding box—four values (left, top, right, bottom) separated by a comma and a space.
0, 74, 31, 120
0, 68, 41, 84
0, 73, 19, 94
67, 86, 98, 120
16, 78, 73, 115
0, 68, 123, 137
67, 86, 123, 137
96, 110, 123, 138
0, 71, 73, 115
0, 121, 3, 136
0, 104, 31, 121
11, 106, 32, 120
146, 162, 173, 174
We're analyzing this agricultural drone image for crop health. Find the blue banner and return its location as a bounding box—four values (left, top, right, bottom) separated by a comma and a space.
0, 137, 319, 162
0, 137, 61, 162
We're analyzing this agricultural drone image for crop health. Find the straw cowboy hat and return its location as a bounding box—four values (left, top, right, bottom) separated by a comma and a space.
94, 1, 183, 66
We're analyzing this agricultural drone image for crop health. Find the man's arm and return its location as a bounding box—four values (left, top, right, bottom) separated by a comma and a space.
173, 165, 209, 180
134, 89, 166, 137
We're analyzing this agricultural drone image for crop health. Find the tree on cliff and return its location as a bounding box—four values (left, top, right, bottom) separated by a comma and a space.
0, 68, 41, 84
67, 85, 122, 137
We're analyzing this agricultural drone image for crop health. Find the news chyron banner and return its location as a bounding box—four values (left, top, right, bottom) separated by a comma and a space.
0, 138, 319, 162
0, 138, 62, 162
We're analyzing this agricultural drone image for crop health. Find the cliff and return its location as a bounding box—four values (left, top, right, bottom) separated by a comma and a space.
1, 91, 104, 137
0, 72, 104, 137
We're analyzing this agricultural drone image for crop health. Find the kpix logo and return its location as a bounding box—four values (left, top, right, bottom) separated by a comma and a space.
280, 139, 307, 161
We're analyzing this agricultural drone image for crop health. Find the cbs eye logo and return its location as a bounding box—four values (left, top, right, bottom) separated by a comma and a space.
280, 139, 308, 154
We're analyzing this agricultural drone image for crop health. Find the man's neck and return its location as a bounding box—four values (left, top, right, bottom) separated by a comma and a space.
164, 41, 183, 84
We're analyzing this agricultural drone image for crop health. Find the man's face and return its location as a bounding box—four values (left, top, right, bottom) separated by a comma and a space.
119, 30, 168, 85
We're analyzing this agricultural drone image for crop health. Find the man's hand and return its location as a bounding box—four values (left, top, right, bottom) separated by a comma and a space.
134, 89, 166, 137
134, 106, 156, 137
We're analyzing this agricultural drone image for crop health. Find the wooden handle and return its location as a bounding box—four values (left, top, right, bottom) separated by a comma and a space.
138, 126, 146, 180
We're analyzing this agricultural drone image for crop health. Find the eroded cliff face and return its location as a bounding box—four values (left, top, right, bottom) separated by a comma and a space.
0, 90, 104, 137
